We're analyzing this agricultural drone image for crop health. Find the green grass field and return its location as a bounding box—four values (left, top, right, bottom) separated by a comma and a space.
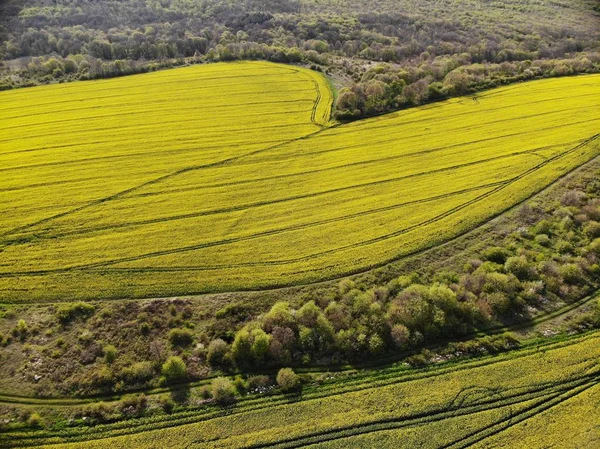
1, 64, 599, 302
3, 331, 599, 448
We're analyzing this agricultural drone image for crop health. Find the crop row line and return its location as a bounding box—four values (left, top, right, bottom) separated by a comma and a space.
0, 134, 586, 277
0, 123, 329, 242
160, 132, 599, 271
0, 65, 299, 113
442, 380, 599, 449
4, 364, 597, 448
6, 137, 565, 241
325, 90, 600, 136
0, 85, 315, 132
0, 93, 310, 127
13, 178, 508, 244
0, 181, 505, 276
122, 140, 572, 201
248, 114, 600, 166
0, 104, 315, 145
22, 153, 525, 241
192, 375, 599, 449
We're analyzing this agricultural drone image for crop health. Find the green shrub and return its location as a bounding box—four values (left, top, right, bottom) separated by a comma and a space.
13, 319, 27, 341
207, 338, 229, 366
484, 292, 512, 315
159, 395, 175, 414
297, 301, 321, 327
368, 334, 385, 355
211, 377, 236, 404
119, 394, 147, 416
584, 221, 600, 239
338, 278, 356, 295
56, 302, 95, 324
555, 240, 573, 254
534, 234, 551, 246
406, 353, 429, 368
161, 356, 187, 383
90, 366, 114, 389
532, 219, 553, 235
250, 328, 271, 363
104, 345, 117, 364
276, 368, 301, 392
215, 303, 251, 320
27, 413, 44, 428
139, 322, 151, 335
231, 328, 252, 366
121, 361, 154, 384
80, 402, 117, 424
589, 238, 600, 256
233, 375, 249, 395
248, 375, 271, 392
262, 302, 296, 332
168, 328, 194, 347
560, 264, 584, 284
483, 247, 510, 264
505, 256, 537, 280
390, 324, 411, 348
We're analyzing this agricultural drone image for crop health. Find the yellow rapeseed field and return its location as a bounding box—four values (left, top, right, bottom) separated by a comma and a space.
0, 63, 599, 301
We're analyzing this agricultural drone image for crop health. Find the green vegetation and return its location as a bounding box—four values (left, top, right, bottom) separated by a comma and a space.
2, 331, 598, 448
210, 377, 237, 405
0, 159, 599, 428
161, 357, 187, 384
0, 76, 599, 401
56, 302, 96, 325
276, 368, 301, 393
168, 329, 194, 348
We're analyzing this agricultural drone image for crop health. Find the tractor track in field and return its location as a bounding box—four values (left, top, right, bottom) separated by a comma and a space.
12, 367, 597, 447
0, 103, 317, 144
0, 142, 598, 303
0, 135, 273, 163
0, 100, 312, 140
0, 86, 316, 132
248, 115, 600, 165
0, 93, 312, 126
0, 65, 299, 112
14, 131, 587, 275
0, 134, 590, 271
0, 129, 327, 242
214, 377, 599, 449
441, 382, 600, 449
2, 68, 600, 447
0, 66, 330, 243
0, 71, 598, 303
7, 141, 554, 241
119, 140, 570, 200
2, 181, 506, 247
322, 90, 600, 136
